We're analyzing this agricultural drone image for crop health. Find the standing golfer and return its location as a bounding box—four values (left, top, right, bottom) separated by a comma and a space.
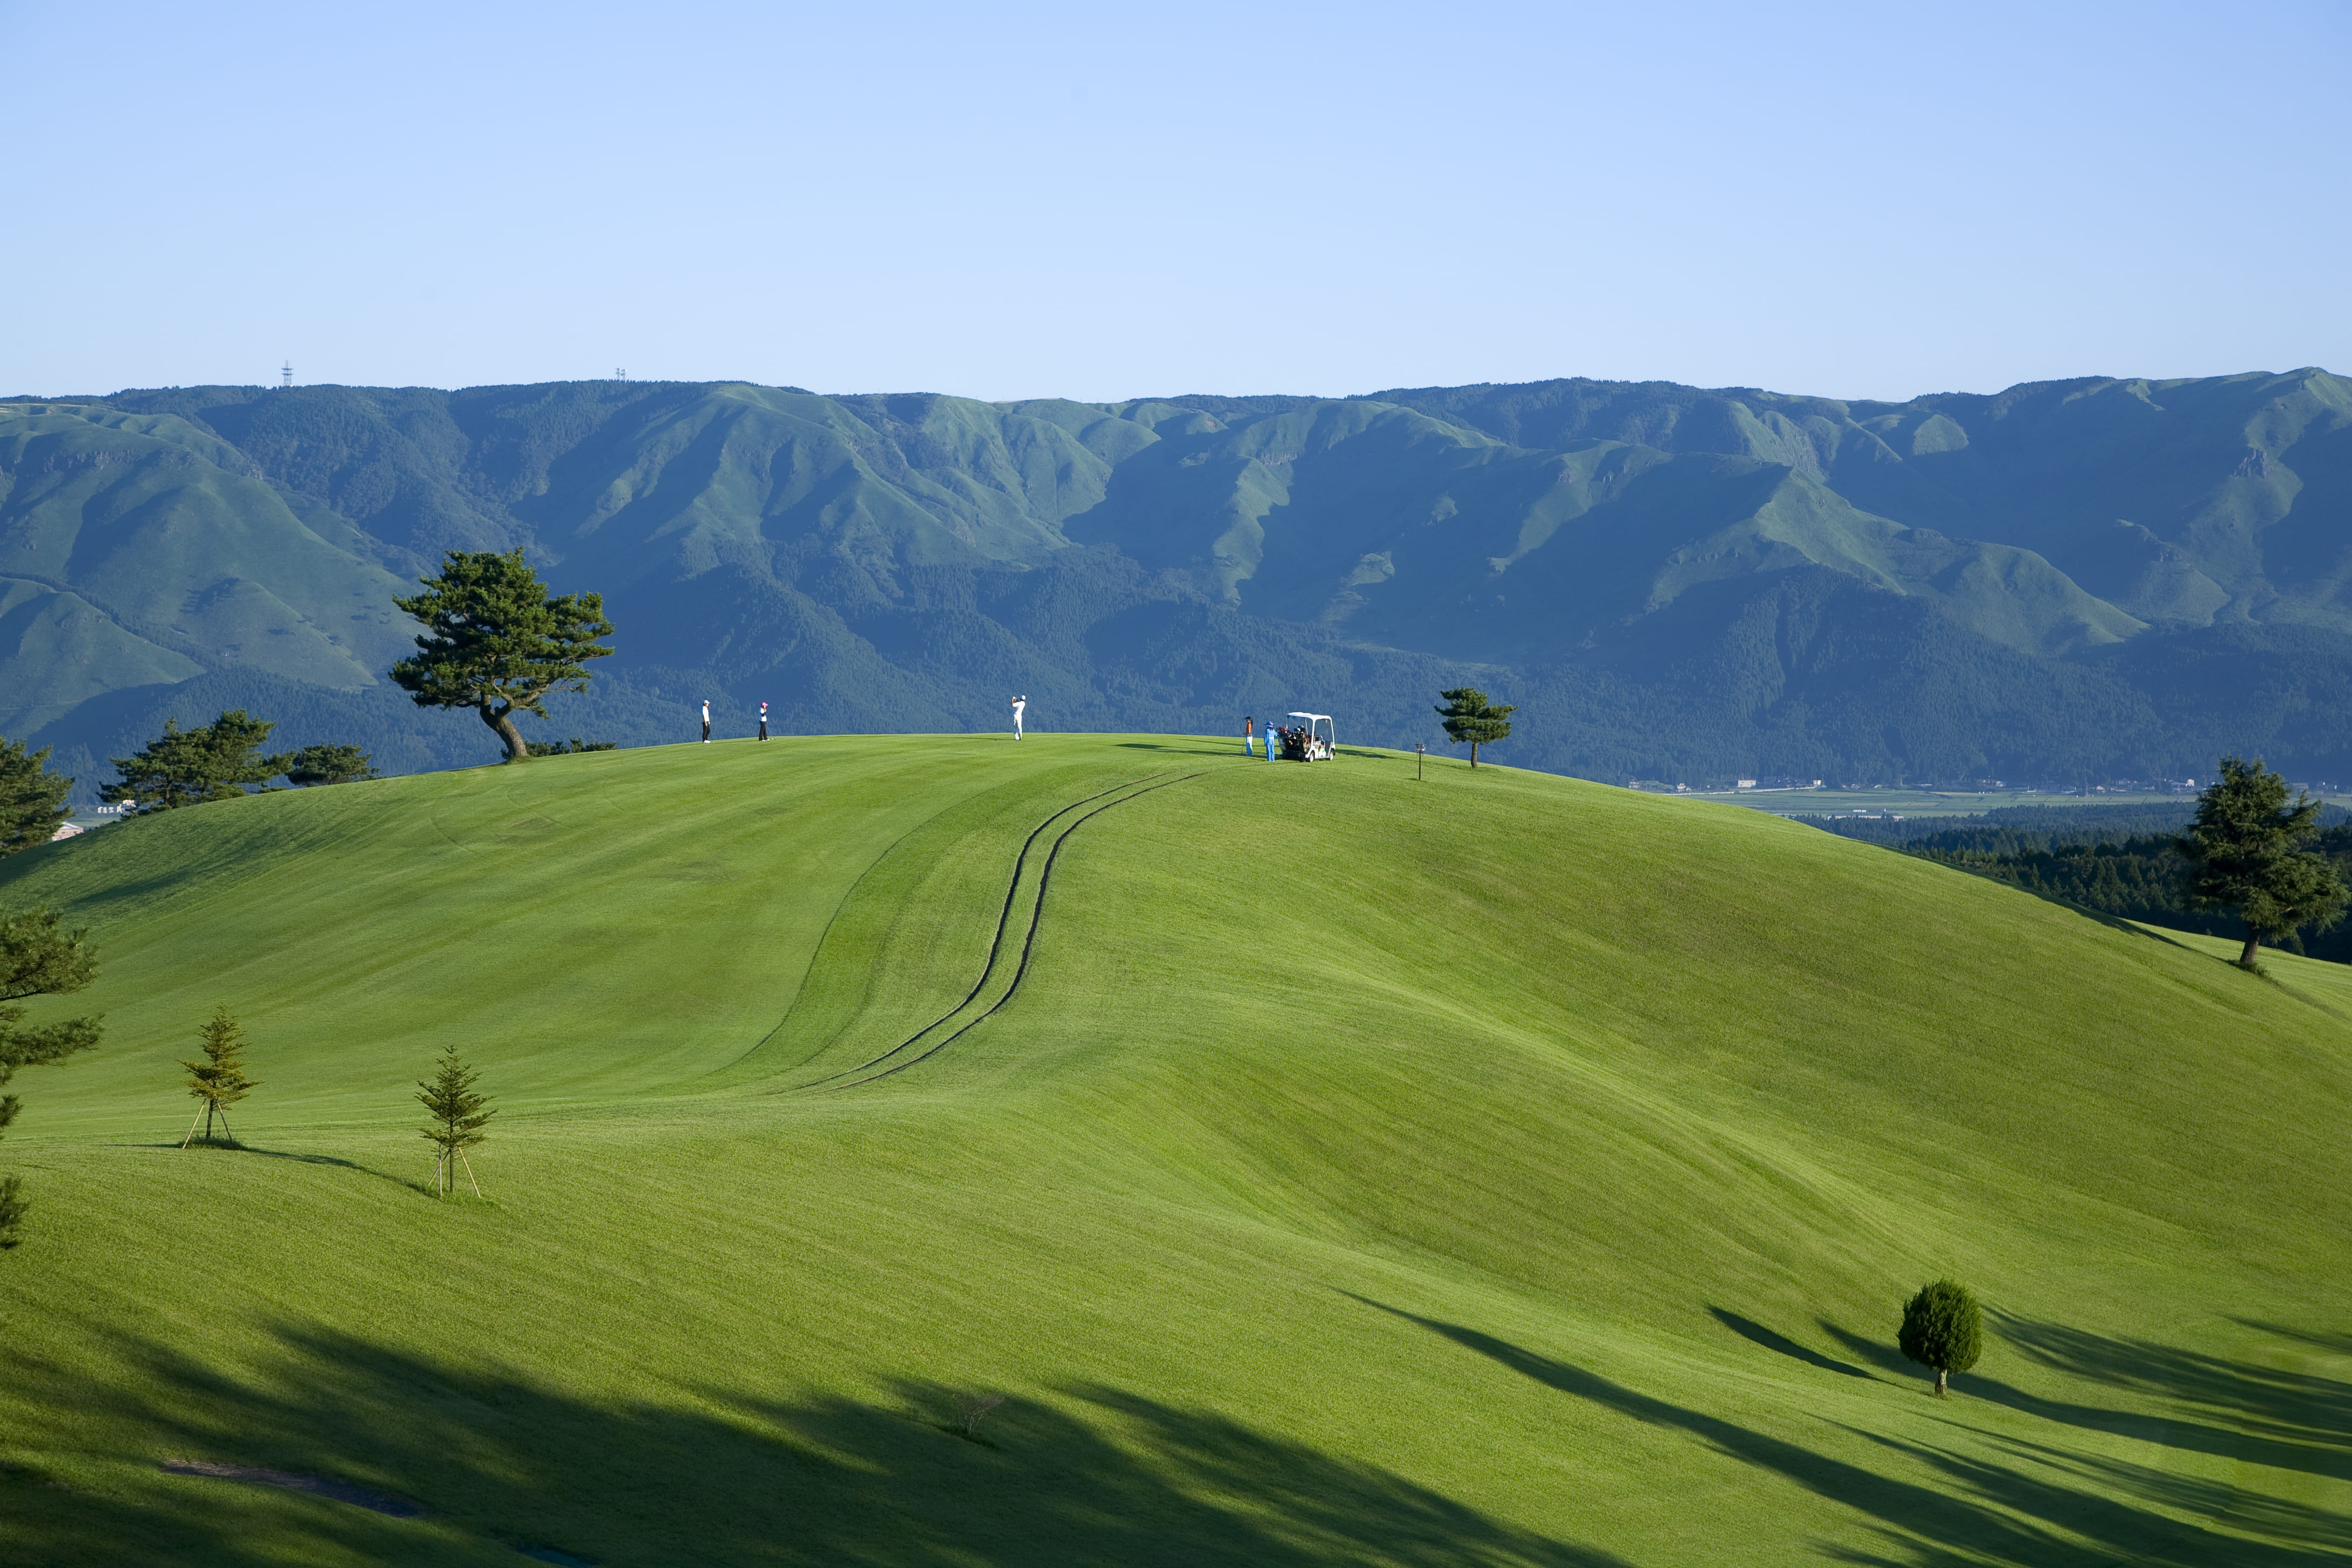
758, 701, 769, 741
701, 700, 711, 743
1243, 716, 1255, 756
1011, 695, 1026, 740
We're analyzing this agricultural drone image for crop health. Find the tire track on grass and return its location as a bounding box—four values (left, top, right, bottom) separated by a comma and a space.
824, 771, 1205, 1090
798, 772, 1179, 1086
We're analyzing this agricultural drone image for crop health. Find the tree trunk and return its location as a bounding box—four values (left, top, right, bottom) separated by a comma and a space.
479, 701, 529, 762
2240, 930, 2262, 967
1470, 741, 1480, 769
1934, 1367, 1948, 1396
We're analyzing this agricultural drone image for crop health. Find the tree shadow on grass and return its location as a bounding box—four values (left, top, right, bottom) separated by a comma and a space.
1356, 1298, 2346, 1568
1995, 1316, 2352, 1464
1709, 1307, 1875, 1380
111, 1140, 431, 1196
2002, 897, 2352, 1012
1112, 741, 1238, 757
2049, 902, 2202, 955
117, 1142, 358, 1170
6, 1320, 1627, 1568
1815, 1318, 1938, 1383
1964, 1432, 2352, 1554
1817, 1315, 2351, 1481
2235, 1320, 2352, 1360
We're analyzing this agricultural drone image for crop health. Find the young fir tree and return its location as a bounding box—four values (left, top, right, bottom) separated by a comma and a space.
390, 551, 614, 763
0, 909, 102, 1247
1899, 1279, 1984, 1396
417, 1045, 494, 1198
2180, 755, 2351, 967
1434, 688, 1518, 769
0, 736, 74, 857
179, 1005, 259, 1147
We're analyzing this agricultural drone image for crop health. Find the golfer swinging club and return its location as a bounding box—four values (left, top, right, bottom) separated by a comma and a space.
1011, 695, 1026, 740
701, 699, 711, 743
758, 701, 769, 741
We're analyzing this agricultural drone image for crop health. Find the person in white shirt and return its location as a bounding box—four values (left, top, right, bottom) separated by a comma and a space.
1011, 695, 1026, 740
758, 701, 769, 741
701, 700, 711, 743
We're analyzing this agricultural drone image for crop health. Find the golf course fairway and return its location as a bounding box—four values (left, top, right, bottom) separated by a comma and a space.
0, 733, 2344, 1566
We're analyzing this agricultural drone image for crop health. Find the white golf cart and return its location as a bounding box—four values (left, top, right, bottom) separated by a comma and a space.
1276, 712, 1337, 761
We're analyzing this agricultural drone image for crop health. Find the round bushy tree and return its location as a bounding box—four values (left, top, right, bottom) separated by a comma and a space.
1899, 1279, 1983, 1395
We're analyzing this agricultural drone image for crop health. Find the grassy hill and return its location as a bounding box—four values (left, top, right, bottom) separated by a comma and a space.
0, 735, 2345, 1565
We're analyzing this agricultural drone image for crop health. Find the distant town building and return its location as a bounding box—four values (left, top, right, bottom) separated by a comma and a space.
50, 822, 83, 841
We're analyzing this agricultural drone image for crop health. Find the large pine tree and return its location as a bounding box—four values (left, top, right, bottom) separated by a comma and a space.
2180, 756, 2351, 967
391, 551, 614, 763
102, 710, 285, 813
0, 737, 74, 856
0, 910, 102, 1247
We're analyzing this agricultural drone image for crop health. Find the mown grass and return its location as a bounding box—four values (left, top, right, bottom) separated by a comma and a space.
0, 734, 2344, 1566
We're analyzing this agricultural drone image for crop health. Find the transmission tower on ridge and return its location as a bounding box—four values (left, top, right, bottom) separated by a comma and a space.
281, 361, 293, 389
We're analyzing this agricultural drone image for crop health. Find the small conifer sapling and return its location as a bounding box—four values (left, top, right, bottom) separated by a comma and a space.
1898, 1279, 1984, 1396
180, 1004, 259, 1147
417, 1045, 494, 1198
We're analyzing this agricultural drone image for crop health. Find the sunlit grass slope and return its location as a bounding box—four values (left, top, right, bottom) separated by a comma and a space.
0, 734, 2346, 1566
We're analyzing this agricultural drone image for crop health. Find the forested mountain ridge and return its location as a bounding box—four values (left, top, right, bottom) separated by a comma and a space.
4, 368, 2347, 798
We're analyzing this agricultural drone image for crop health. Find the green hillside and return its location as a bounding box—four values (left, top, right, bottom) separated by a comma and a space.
8, 369, 2352, 799
0, 404, 414, 730
0, 736, 2344, 1565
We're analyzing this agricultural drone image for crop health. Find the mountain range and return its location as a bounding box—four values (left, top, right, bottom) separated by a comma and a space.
4, 368, 2348, 799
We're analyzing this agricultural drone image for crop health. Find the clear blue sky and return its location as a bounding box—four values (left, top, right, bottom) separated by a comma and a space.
5, 0, 2346, 404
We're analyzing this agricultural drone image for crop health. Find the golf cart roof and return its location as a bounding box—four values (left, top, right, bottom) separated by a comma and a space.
1286, 712, 1331, 722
